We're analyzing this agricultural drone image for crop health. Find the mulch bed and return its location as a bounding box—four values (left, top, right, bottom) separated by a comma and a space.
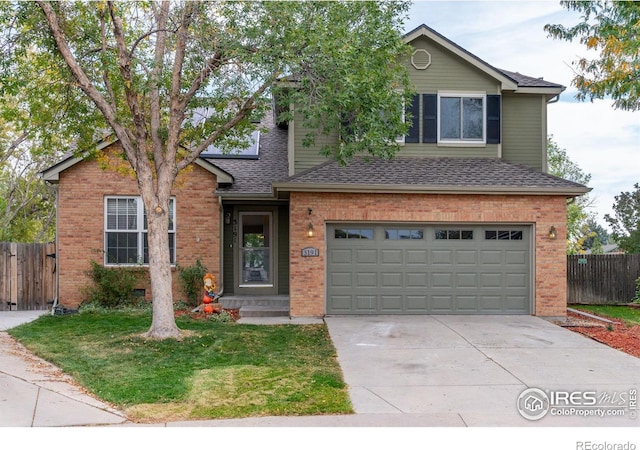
559, 310, 640, 359
174, 308, 240, 321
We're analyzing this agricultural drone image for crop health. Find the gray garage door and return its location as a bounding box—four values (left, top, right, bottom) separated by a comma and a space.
327, 224, 531, 315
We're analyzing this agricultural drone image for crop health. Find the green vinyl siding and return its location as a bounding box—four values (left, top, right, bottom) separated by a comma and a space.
501, 94, 545, 171
406, 36, 499, 95
399, 36, 501, 158
292, 109, 339, 173
290, 35, 548, 173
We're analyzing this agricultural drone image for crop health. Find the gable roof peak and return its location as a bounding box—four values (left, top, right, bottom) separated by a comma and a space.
403, 24, 563, 94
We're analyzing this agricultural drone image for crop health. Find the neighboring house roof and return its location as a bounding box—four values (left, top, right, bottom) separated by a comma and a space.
404, 24, 564, 95
273, 157, 590, 196
584, 244, 622, 255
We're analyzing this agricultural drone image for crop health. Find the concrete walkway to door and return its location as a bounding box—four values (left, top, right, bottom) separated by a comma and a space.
325, 315, 640, 426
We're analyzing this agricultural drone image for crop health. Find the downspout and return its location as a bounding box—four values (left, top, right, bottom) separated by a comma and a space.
547, 94, 560, 104
51, 184, 60, 315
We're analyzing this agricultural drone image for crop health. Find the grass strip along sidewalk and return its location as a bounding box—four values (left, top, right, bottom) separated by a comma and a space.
8, 310, 352, 423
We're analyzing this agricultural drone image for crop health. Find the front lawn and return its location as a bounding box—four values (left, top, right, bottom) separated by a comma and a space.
570, 304, 640, 327
8, 310, 352, 423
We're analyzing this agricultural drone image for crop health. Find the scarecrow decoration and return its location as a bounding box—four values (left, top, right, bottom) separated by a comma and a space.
202, 273, 221, 314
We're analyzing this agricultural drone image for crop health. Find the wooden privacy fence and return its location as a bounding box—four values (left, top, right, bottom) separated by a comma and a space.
567, 254, 640, 305
0, 242, 56, 311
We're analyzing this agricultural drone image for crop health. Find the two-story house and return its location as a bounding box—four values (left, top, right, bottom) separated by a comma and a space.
42, 24, 589, 319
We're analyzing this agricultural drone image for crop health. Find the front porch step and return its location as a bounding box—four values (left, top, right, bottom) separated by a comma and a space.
219, 295, 290, 318
238, 305, 290, 318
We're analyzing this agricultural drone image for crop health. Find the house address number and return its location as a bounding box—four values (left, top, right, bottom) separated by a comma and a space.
301, 247, 320, 257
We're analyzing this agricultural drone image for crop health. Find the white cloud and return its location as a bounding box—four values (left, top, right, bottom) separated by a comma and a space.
407, 0, 640, 229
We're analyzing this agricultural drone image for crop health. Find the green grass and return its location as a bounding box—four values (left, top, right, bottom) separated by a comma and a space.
8, 310, 352, 423
570, 305, 640, 326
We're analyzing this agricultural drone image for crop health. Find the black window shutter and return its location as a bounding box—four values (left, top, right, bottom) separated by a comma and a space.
405, 94, 420, 143
422, 94, 437, 143
486, 94, 501, 144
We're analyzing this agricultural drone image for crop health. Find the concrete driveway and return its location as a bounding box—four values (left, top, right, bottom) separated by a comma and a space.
325, 315, 640, 426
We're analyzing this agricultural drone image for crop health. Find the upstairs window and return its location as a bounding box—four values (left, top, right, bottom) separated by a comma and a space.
105, 197, 175, 265
416, 94, 500, 145
438, 93, 485, 143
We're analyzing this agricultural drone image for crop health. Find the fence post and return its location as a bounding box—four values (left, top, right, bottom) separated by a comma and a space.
9, 243, 18, 310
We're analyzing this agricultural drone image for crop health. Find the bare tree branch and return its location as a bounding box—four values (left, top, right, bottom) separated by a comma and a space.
176, 74, 276, 172
37, 1, 139, 169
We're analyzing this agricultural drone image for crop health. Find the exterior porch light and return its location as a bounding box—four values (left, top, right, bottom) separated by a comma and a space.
548, 226, 557, 240
307, 208, 314, 237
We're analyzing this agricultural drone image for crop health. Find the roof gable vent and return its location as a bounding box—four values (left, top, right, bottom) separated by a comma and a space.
411, 49, 431, 70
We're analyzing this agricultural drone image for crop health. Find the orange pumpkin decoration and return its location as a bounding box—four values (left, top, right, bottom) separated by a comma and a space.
203, 304, 214, 314
202, 295, 212, 304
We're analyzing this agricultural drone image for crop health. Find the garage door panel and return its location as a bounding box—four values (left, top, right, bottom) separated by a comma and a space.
330, 249, 352, 264
406, 295, 428, 311
381, 249, 403, 264
480, 296, 502, 311
456, 295, 478, 312
356, 295, 377, 311
406, 249, 428, 264
356, 273, 377, 287
432, 250, 453, 264
481, 273, 502, 288
381, 272, 403, 287
330, 295, 353, 312
380, 295, 403, 311
356, 249, 377, 264
456, 272, 478, 288
331, 272, 352, 287
506, 296, 529, 312
432, 295, 455, 313
455, 250, 478, 265
432, 272, 453, 288
506, 273, 527, 288
327, 224, 530, 315
406, 272, 428, 287
506, 250, 527, 265
481, 250, 502, 265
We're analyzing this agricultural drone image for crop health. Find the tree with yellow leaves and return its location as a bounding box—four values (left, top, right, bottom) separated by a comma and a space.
545, 1, 640, 111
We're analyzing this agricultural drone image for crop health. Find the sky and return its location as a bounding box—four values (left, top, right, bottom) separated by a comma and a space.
406, 0, 640, 231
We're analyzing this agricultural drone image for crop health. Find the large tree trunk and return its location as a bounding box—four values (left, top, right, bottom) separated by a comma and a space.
143, 196, 180, 339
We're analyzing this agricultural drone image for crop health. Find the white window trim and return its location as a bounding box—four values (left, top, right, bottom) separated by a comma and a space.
104, 196, 176, 266
437, 91, 487, 145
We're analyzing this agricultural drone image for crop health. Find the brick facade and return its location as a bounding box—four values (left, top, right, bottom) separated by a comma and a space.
289, 192, 568, 318
56, 146, 220, 308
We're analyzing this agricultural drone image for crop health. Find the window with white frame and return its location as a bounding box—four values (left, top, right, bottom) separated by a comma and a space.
438, 93, 486, 143
104, 197, 175, 265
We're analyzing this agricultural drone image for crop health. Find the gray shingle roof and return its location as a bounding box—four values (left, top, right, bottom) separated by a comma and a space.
206, 113, 289, 196
274, 157, 589, 195
498, 69, 564, 89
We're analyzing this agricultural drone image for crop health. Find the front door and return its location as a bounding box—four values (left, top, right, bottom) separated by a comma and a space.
238, 212, 274, 290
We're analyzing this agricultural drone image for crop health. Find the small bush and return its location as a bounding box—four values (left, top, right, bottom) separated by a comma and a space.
177, 259, 208, 307
634, 276, 640, 304
83, 261, 146, 308
209, 310, 234, 323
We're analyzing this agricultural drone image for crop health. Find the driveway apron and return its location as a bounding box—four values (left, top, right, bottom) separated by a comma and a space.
325, 315, 640, 426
